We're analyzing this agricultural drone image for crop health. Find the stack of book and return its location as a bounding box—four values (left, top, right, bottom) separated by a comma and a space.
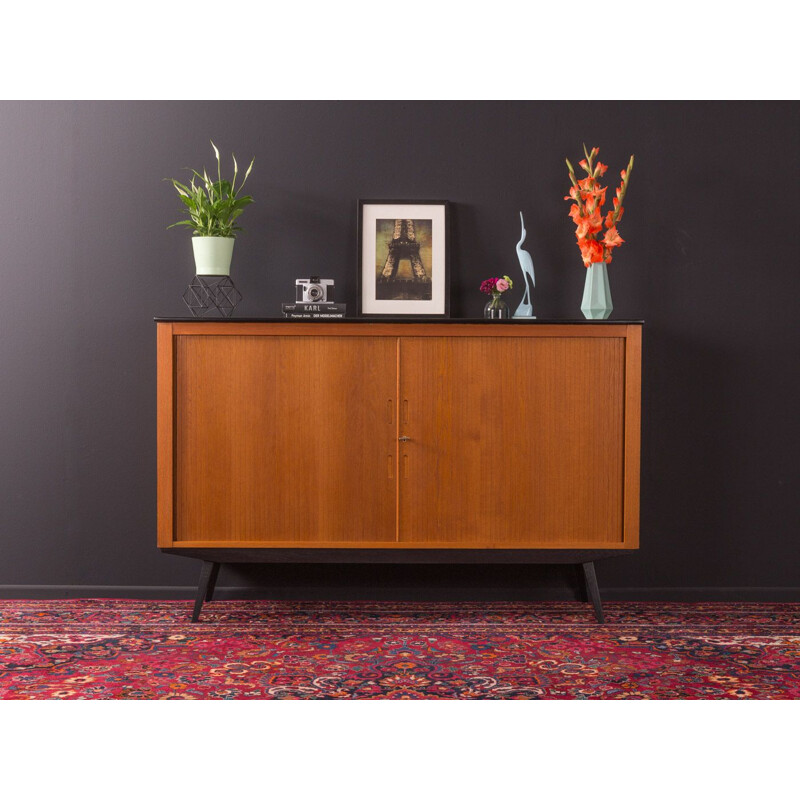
281, 303, 347, 319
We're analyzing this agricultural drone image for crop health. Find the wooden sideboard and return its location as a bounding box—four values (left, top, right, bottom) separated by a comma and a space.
156, 319, 642, 621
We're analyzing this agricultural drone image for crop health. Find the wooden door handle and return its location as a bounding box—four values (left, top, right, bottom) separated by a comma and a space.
398, 436, 411, 442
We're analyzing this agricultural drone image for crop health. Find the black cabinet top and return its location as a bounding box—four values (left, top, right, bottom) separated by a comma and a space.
154, 317, 644, 324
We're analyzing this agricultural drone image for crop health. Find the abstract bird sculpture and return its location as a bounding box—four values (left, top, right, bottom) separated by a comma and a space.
513, 211, 536, 318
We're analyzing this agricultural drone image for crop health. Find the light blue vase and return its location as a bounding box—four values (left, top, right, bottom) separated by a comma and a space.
581, 261, 613, 320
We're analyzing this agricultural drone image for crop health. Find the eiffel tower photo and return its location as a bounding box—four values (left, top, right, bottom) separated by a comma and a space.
376, 218, 433, 301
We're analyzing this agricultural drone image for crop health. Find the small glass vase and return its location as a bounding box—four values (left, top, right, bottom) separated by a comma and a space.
484, 295, 510, 319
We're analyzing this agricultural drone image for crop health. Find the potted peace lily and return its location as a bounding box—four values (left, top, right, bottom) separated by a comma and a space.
167, 142, 254, 276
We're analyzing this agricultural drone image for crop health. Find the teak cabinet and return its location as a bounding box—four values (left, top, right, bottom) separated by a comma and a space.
156, 320, 642, 621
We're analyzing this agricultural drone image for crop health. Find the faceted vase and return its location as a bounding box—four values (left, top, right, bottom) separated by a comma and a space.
581, 261, 613, 320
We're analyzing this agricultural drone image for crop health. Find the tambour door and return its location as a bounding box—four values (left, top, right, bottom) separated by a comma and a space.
174, 334, 397, 544
398, 335, 627, 547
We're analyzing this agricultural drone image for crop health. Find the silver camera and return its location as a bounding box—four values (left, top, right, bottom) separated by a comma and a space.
296, 276, 335, 304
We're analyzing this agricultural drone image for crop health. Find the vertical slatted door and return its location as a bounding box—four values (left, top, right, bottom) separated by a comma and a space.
173, 334, 398, 545
397, 334, 627, 548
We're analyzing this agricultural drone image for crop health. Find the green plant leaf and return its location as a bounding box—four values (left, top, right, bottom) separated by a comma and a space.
214, 180, 232, 197
168, 178, 192, 196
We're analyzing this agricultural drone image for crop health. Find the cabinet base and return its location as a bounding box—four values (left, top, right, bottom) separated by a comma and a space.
160, 549, 627, 624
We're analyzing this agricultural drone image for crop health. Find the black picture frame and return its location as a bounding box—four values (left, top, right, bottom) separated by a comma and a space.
357, 199, 451, 318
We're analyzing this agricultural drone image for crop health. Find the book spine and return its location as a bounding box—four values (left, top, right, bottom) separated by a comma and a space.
282, 303, 347, 313
282, 312, 346, 319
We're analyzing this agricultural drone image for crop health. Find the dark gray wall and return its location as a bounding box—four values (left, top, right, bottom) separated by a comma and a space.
1, 101, 797, 599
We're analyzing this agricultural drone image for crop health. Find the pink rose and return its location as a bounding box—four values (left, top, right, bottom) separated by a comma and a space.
495, 278, 509, 293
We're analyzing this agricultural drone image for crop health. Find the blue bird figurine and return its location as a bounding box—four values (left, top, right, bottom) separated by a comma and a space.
513, 212, 536, 318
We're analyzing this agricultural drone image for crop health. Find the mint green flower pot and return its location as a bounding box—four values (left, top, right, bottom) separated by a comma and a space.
192, 236, 234, 276
581, 261, 613, 320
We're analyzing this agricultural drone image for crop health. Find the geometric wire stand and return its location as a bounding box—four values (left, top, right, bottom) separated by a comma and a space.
182, 275, 242, 318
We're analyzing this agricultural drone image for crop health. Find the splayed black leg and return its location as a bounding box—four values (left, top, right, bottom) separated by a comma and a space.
582, 561, 605, 623
192, 561, 220, 623
205, 562, 221, 602
574, 563, 588, 602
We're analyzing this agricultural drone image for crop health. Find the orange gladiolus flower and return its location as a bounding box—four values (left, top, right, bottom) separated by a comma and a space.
579, 238, 604, 266
576, 209, 604, 238
605, 207, 622, 226
565, 145, 633, 268
594, 186, 607, 206
603, 227, 624, 248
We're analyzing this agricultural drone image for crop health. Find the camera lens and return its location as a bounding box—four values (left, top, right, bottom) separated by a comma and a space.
307, 285, 324, 301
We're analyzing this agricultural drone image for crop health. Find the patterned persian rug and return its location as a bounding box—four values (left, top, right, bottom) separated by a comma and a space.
0, 600, 797, 699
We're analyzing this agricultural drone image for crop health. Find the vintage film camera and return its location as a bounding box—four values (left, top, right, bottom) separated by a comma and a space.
296, 276, 335, 304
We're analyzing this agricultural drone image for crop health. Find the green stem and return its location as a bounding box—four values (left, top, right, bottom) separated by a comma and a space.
566, 159, 585, 215
610, 155, 634, 227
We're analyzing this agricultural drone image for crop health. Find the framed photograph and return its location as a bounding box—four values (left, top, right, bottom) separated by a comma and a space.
357, 200, 450, 317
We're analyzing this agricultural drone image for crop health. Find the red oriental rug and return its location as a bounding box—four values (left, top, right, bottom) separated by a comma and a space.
0, 600, 798, 699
